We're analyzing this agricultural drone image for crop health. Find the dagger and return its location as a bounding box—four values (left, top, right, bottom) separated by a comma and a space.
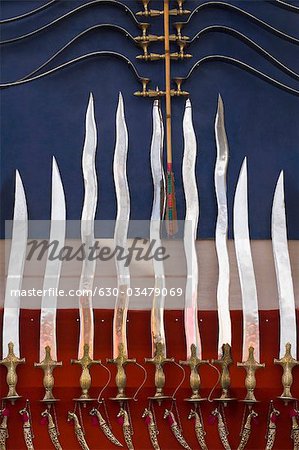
71, 93, 101, 402
0, 171, 27, 402
272, 171, 298, 402
34, 157, 65, 405
234, 158, 265, 403
107, 93, 136, 400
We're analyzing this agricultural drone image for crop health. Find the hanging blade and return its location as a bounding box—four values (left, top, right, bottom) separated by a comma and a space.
78, 92, 98, 360
233, 157, 260, 362
2, 170, 28, 358
113, 92, 130, 359
39, 157, 66, 362
214, 94, 231, 357
272, 171, 296, 359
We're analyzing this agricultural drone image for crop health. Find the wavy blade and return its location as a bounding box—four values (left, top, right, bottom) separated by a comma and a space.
182, 99, 201, 359
78, 93, 98, 359
39, 157, 66, 362
272, 171, 296, 358
113, 92, 130, 358
150, 99, 166, 357
2, 171, 28, 358
233, 158, 260, 362
214, 95, 231, 356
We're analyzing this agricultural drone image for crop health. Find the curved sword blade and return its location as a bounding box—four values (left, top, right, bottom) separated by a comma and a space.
39, 156, 66, 362
3, 171, 28, 358
150, 99, 166, 357
182, 99, 201, 359
233, 158, 260, 362
78, 92, 98, 359
113, 92, 130, 358
214, 95, 231, 357
272, 171, 296, 358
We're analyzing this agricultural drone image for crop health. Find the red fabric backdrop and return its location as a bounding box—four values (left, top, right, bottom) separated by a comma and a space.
0, 309, 298, 450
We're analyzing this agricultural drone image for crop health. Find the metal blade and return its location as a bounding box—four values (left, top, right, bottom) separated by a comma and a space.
214, 95, 231, 357
78, 92, 98, 359
182, 99, 201, 359
113, 92, 130, 358
272, 171, 297, 358
2, 171, 28, 358
39, 156, 66, 362
150, 99, 166, 357
233, 158, 260, 362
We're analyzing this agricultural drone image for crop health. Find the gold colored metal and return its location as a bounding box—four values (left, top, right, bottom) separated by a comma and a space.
67, 411, 90, 450
211, 344, 235, 403
0, 408, 9, 450
188, 409, 208, 450
179, 344, 209, 401
274, 342, 299, 402
107, 343, 136, 400
142, 408, 160, 450
175, 0, 191, 15
136, 44, 165, 61
71, 343, 101, 401
134, 23, 163, 44
90, 408, 123, 447
173, 22, 187, 41
265, 404, 280, 450
237, 346, 265, 403
291, 409, 299, 450
19, 406, 34, 450
211, 408, 231, 450
145, 342, 174, 400
136, 0, 163, 17
237, 409, 258, 450
34, 346, 62, 403
134, 79, 163, 98
117, 408, 134, 449
0, 342, 25, 402
41, 408, 62, 450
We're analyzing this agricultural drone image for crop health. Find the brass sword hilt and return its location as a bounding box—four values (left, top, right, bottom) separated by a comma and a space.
71, 343, 101, 402
237, 346, 265, 403
211, 343, 235, 403
274, 342, 299, 403
137, 0, 190, 17
134, 78, 164, 98
107, 343, 136, 400
145, 342, 174, 401
179, 344, 209, 401
0, 342, 25, 403
34, 346, 62, 403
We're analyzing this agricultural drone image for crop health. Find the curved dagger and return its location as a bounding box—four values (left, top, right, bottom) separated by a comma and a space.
272, 172, 298, 400
179, 99, 208, 400
90, 407, 123, 447
164, 409, 191, 450
1, 171, 27, 400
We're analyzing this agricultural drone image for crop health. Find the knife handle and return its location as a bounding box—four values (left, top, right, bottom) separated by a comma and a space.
179, 344, 209, 400
34, 346, 62, 402
211, 343, 234, 401
0, 342, 25, 401
71, 343, 101, 400
145, 341, 174, 398
274, 342, 299, 401
107, 343, 136, 399
237, 346, 265, 403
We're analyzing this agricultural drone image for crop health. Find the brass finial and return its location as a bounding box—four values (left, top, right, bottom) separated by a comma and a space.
71, 343, 101, 402
107, 343, 136, 400
179, 344, 209, 401
134, 78, 163, 98
211, 343, 235, 403
0, 342, 25, 402
274, 342, 299, 403
237, 346, 265, 403
145, 342, 174, 401
34, 346, 62, 403
136, 0, 163, 17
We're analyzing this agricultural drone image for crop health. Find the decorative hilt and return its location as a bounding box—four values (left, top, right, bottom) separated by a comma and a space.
34, 346, 62, 403
134, 23, 164, 43
211, 343, 235, 402
136, 1, 190, 17
173, 22, 189, 41
107, 343, 136, 400
145, 342, 174, 400
179, 344, 209, 401
170, 40, 192, 60
237, 346, 265, 403
0, 342, 25, 402
134, 78, 163, 98
274, 342, 299, 402
71, 343, 101, 401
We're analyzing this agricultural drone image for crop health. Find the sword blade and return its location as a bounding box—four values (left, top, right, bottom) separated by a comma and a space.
2, 171, 28, 358
113, 92, 130, 358
78, 93, 98, 359
233, 158, 260, 362
39, 157, 66, 362
182, 99, 201, 359
272, 171, 297, 358
214, 95, 231, 357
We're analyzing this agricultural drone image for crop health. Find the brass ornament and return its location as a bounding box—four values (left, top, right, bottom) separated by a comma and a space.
211, 343, 235, 403
291, 409, 299, 450
34, 346, 62, 403
107, 343, 136, 400
179, 344, 209, 401
19, 404, 34, 450
188, 408, 208, 450
145, 342, 174, 401
90, 407, 123, 447
0, 342, 25, 402
117, 407, 134, 450
265, 403, 280, 450
274, 342, 299, 402
237, 346, 265, 403
41, 408, 62, 450
142, 407, 160, 450
211, 407, 231, 450
163, 409, 191, 450
237, 409, 258, 450
71, 343, 101, 402
67, 411, 90, 450
0, 408, 9, 450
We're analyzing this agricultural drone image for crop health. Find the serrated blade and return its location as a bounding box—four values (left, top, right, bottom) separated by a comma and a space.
272, 171, 296, 358
233, 158, 260, 362
39, 157, 66, 362
182, 99, 201, 359
2, 171, 28, 358
214, 95, 231, 357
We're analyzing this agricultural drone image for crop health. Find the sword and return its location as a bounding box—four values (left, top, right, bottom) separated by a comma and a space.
34, 157, 65, 404
211, 95, 234, 404
0, 171, 27, 403
272, 171, 298, 402
234, 158, 265, 403
71, 93, 101, 402
107, 93, 136, 400
145, 99, 174, 402
179, 99, 208, 401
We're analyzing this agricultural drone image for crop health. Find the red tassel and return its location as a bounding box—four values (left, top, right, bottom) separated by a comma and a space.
145, 416, 151, 426
91, 415, 98, 427
208, 415, 216, 426
2, 408, 9, 417
167, 415, 175, 426
21, 413, 29, 422
253, 416, 258, 426
117, 416, 124, 426
40, 417, 48, 426
270, 413, 278, 423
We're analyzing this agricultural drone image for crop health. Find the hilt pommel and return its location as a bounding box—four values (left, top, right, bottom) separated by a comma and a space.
71, 343, 101, 400
179, 344, 209, 400
107, 343, 136, 399
34, 346, 62, 402
145, 342, 174, 398
237, 346, 265, 403
0, 341, 25, 401
274, 342, 299, 402
211, 343, 234, 401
